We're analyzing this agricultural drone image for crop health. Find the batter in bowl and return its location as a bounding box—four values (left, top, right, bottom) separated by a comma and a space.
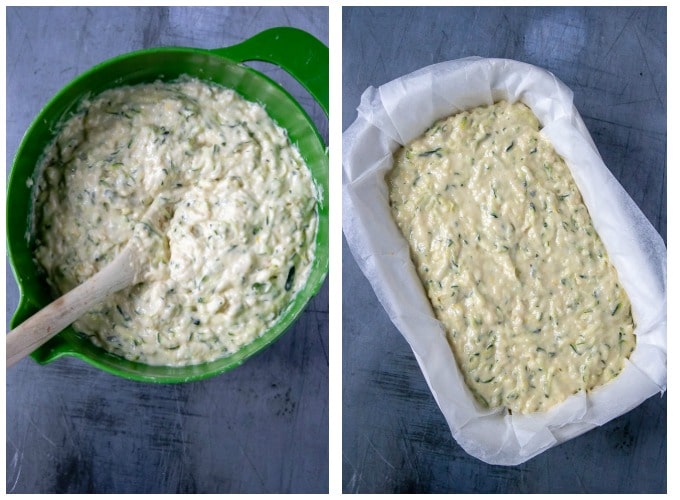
32, 77, 318, 366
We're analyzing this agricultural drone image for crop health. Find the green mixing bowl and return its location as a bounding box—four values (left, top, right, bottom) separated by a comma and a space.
7, 27, 329, 383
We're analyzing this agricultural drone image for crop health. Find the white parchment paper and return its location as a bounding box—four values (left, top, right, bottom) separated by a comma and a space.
342, 58, 667, 465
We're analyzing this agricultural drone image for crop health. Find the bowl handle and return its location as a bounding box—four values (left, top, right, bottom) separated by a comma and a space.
211, 27, 329, 116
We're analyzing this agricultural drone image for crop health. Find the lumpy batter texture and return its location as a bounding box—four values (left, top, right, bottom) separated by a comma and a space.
387, 101, 635, 413
33, 77, 318, 366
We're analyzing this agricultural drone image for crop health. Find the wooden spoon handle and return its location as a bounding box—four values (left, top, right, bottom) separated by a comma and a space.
6, 246, 136, 368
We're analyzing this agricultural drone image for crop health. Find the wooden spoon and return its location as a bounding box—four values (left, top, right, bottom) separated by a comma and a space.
6, 197, 171, 368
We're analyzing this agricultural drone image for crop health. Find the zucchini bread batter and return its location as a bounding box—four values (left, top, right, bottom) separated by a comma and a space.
387, 100, 635, 413
32, 77, 318, 366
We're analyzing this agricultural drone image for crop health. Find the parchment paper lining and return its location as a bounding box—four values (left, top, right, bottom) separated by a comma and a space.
342, 57, 666, 465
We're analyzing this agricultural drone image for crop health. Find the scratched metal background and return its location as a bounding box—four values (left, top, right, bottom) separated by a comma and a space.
342, 6, 666, 493
6, 6, 328, 494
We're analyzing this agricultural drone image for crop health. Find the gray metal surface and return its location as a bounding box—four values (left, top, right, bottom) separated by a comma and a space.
6, 6, 328, 494
342, 6, 666, 493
